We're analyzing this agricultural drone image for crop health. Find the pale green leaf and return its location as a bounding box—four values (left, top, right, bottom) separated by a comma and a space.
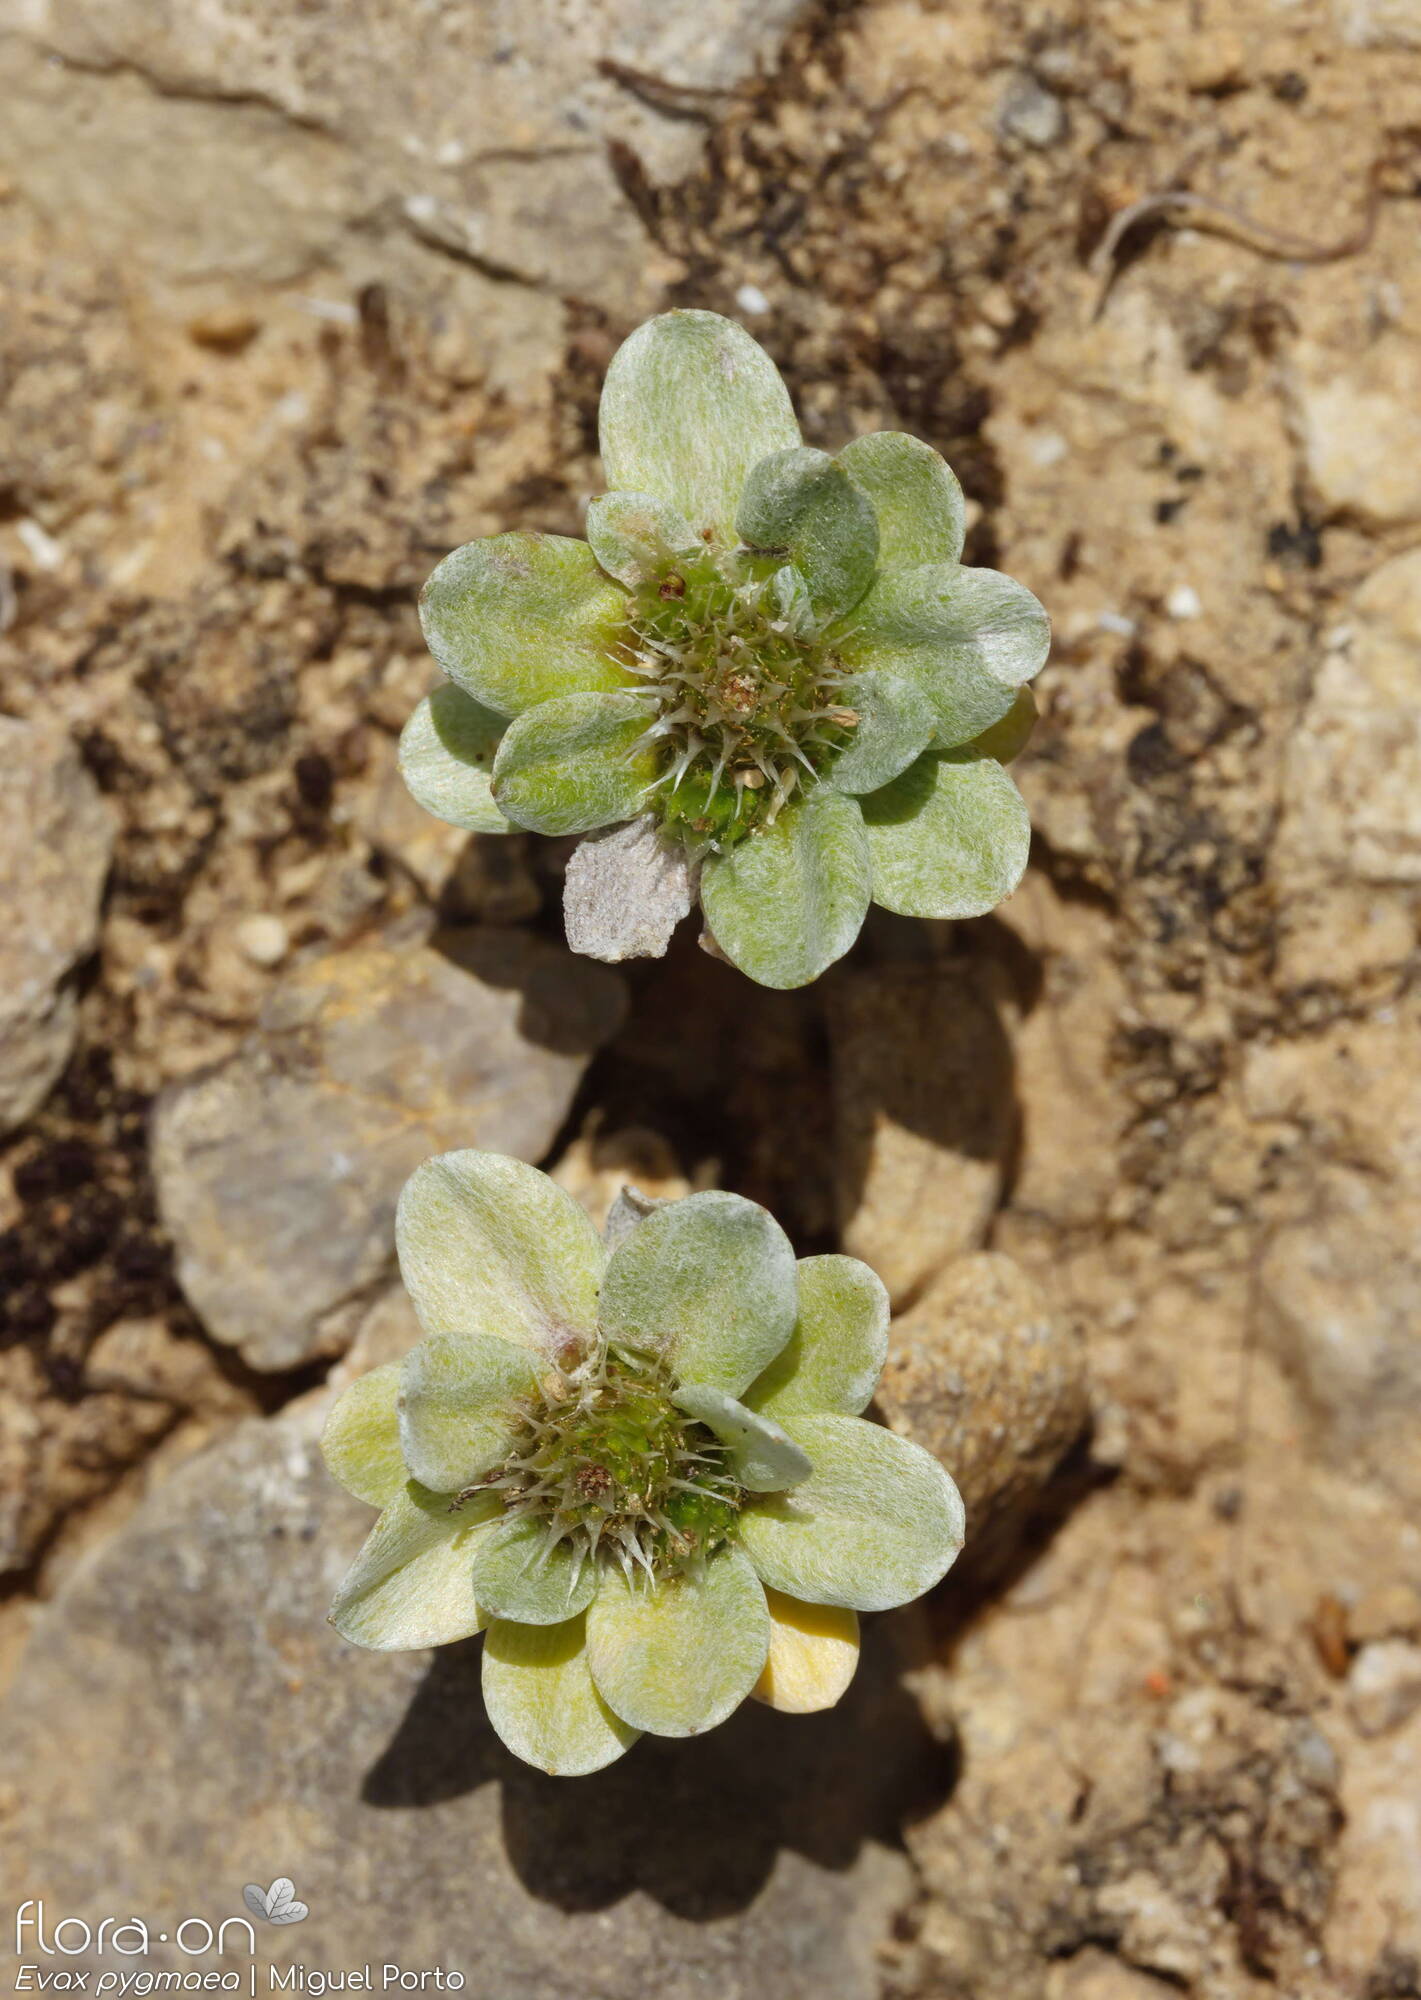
492, 690, 659, 837
482, 1614, 640, 1775
968, 683, 1038, 764
837, 431, 966, 570
395, 1150, 604, 1357
672, 1383, 812, 1492
586, 490, 700, 590
862, 750, 1030, 919
328, 1481, 497, 1650
699, 788, 871, 991
398, 1331, 542, 1495
736, 446, 879, 623
834, 562, 1047, 747
321, 1365, 405, 1508
599, 311, 800, 544
822, 670, 936, 796
739, 1413, 964, 1613
420, 532, 631, 716
585, 1545, 769, 1737
397, 683, 510, 834
599, 1188, 798, 1396
468, 1515, 599, 1626
746, 1254, 889, 1421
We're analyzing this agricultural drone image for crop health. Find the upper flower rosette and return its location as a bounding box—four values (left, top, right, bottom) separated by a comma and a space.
322, 1152, 964, 1776
401, 310, 1048, 988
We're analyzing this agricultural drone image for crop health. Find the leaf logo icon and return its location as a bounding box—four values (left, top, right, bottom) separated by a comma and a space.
242, 1878, 310, 1925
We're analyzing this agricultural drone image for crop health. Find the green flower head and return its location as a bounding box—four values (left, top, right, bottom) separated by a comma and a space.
323, 1151, 964, 1775
404, 310, 1047, 988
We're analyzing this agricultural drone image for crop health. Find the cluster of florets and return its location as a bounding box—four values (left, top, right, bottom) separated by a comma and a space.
617, 549, 859, 850
462, 1337, 742, 1586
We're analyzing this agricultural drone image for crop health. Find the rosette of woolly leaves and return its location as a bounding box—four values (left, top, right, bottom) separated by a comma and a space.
322, 1150, 964, 1777
404, 309, 1048, 989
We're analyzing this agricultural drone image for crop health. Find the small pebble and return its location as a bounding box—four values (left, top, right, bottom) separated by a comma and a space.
735, 284, 771, 316
16, 519, 64, 572
1347, 1640, 1421, 1737
186, 308, 261, 354
997, 73, 1066, 149
1166, 584, 1202, 619
235, 915, 290, 968
1026, 429, 1068, 468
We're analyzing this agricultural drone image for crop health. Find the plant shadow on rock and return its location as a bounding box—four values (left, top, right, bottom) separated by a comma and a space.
362, 1611, 955, 1918
532, 908, 1042, 1256
428, 923, 629, 1059
822, 911, 1042, 1277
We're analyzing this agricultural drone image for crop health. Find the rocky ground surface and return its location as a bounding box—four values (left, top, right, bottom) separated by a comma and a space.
3, 0, 1421, 1994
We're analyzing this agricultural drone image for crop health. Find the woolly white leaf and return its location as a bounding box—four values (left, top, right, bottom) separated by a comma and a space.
563, 815, 695, 963
672, 1383, 812, 1492
599, 311, 801, 545
599, 1189, 797, 1396
746, 1254, 889, 1421
420, 532, 630, 716
585, 1545, 769, 1737
395, 1150, 604, 1356
482, 1614, 640, 1776
320, 1365, 405, 1508
700, 789, 871, 991
739, 1413, 964, 1613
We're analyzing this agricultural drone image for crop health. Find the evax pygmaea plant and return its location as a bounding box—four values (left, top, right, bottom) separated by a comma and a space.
322, 1151, 964, 1775
401, 309, 1049, 988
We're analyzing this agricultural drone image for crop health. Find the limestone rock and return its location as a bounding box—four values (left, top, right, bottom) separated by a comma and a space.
1261, 1174, 1421, 1503
1244, 1002, 1421, 1501
1297, 338, 1421, 526
0, 1319, 254, 1575
1348, 1583, 1421, 1646
875, 1252, 1087, 1571
1277, 550, 1421, 887
152, 931, 626, 1369
0, 0, 809, 385
1336, 0, 1421, 47
0, 719, 115, 1133
828, 961, 1016, 1306
332, 1284, 424, 1382
1330, 1701, 1421, 1980
909, 1674, 1341, 1998
1046, 1952, 1181, 2000
0, 1401, 943, 2000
